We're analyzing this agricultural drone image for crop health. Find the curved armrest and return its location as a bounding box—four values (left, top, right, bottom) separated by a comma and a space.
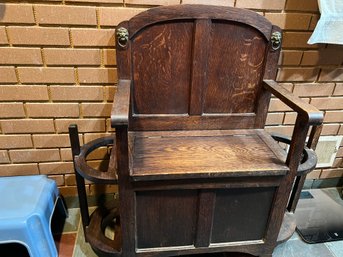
263, 80, 323, 125
263, 80, 323, 172
111, 79, 131, 127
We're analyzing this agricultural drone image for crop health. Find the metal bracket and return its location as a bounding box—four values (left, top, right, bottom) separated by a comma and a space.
271, 31, 282, 51
116, 27, 129, 48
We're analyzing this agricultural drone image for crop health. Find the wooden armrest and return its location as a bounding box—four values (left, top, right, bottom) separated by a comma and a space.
263, 80, 323, 125
111, 79, 131, 127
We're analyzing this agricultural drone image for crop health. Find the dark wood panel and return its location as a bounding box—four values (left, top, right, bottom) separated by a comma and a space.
211, 187, 276, 243
205, 21, 267, 114
131, 21, 193, 115
195, 190, 216, 247
128, 5, 272, 41
131, 131, 288, 181
263, 26, 282, 80
130, 114, 256, 131
136, 190, 198, 248
116, 21, 131, 79
189, 19, 211, 115
132, 176, 283, 191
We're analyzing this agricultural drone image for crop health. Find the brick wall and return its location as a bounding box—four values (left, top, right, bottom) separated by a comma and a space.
0, 0, 342, 195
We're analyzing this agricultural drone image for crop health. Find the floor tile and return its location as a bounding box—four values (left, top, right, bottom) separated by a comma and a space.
325, 240, 343, 257
63, 208, 81, 233
273, 236, 335, 257
54, 233, 77, 257
73, 211, 98, 257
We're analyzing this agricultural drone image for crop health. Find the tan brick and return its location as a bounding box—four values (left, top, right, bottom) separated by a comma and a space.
0, 103, 25, 118
9, 149, 60, 163
103, 49, 116, 66
82, 103, 112, 117
282, 32, 317, 49
337, 147, 343, 158
0, 85, 49, 101
321, 124, 340, 136
339, 125, 343, 135
0, 135, 33, 149
333, 158, 342, 168
39, 162, 74, 175
266, 113, 284, 125
0, 163, 39, 176
66, 0, 122, 3
44, 48, 101, 66
285, 0, 319, 12
278, 50, 302, 66
0, 119, 55, 134
277, 83, 294, 92
8, 27, 70, 46
50, 86, 103, 101
65, 174, 76, 186
334, 84, 343, 96
55, 119, 106, 133
306, 169, 321, 179
267, 103, 287, 115
36, 5, 96, 25
0, 67, 17, 83
293, 83, 335, 97
60, 148, 72, 161
326, 44, 343, 51
58, 186, 82, 197
18, 67, 75, 84
48, 175, 65, 186
106, 118, 115, 133
125, 0, 179, 5
33, 134, 82, 148
0, 27, 8, 45
265, 13, 311, 30
311, 97, 343, 110
105, 86, 115, 101
183, 0, 234, 5
26, 103, 79, 118
320, 168, 343, 179
87, 147, 110, 160
78, 68, 117, 84
319, 68, 343, 82
89, 184, 118, 195
301, 49, 343, 66
99, 7, 146, 26
71, 29, 115, 47
265, 125, 294, 137
0, 47, 42, 65
106, 118, 115, 132
236, 0, 285, 10
283, 112, 297, 125
87, 159, 109, 171
276, 68, 318, 82
84, 133, 112, 143
324, 111, 343, 123
0, 150, 10, 164
309, 15, 319, 30
0, 4, 35, 24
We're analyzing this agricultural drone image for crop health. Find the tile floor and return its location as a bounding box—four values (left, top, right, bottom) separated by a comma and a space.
1, 188, 343, 257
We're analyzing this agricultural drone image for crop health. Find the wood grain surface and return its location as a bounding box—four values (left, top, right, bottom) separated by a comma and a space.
130, 130, 288, 181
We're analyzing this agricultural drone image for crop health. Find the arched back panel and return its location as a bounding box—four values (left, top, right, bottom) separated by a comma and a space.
116, 5, 281, 130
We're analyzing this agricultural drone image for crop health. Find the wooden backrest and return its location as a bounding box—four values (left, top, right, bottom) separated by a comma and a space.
116, 5, 281, 131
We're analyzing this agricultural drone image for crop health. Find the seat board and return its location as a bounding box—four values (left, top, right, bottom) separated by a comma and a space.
130, 130, 289, 181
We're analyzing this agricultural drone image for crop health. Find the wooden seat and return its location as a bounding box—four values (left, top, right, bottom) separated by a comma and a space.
130, 130, 288, 181
70, 4, 324, 257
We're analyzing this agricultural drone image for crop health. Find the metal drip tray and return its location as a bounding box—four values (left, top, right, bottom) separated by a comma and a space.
295, 189, 343, 243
